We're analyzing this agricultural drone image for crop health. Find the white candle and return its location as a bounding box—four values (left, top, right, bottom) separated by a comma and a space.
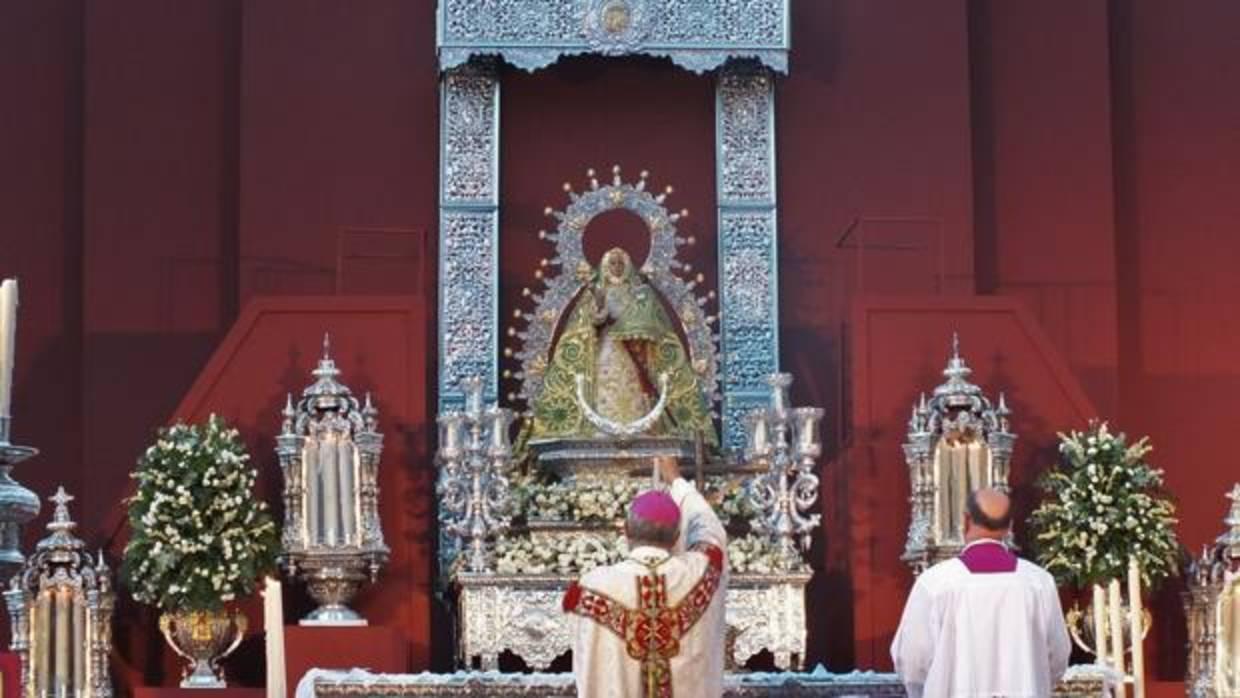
337, 440, 356, 545
304, 443, 320, 545
1108, 578, 1127, 697
73, 597, 86, 693
1230, 580, 1240, 694
0, 278, 18, 419
34, 591, 50, 696
1127, 558, 1145, 698
320, 434, 339, 547
54, 588, 70, 695
1092, 583, 1109, 664
264, 576, 286, 698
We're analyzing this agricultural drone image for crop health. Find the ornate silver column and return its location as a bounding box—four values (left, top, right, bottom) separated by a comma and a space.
717, 60, 781, 451
901, 334, 1016, 574
743, 373, 822, 569
4, 487, 114, 698
277, 336, 389, 625
437, 376, 514, 574
439, 59, 500, 413
0, 415, 41, 582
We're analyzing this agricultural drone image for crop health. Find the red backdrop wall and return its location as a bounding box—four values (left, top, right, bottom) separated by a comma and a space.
2, 0, 1239, 692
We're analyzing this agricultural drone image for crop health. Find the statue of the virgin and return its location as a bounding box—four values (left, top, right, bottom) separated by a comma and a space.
521, 247, 717, 449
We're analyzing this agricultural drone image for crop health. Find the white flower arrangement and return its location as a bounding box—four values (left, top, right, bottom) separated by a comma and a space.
494, 534, 627, 575
727, 534, 810, 574
1029, 422, 1180, 588
512, 473, 759, 529
703, 476, 759, 527
512, 476, 644, 523
492, 530, 802, 576
122, 415, 279, 611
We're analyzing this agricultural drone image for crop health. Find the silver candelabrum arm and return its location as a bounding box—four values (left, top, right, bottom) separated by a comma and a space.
744, 374, 823, 569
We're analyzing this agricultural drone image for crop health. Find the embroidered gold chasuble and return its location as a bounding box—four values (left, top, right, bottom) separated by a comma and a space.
564, 479, 728, 698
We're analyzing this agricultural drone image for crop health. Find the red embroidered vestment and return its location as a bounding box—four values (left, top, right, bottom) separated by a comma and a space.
563, 544, 724, 698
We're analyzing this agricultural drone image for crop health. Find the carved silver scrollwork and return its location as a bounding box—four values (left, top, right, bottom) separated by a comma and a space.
436, 0, 790, 74
717, 62, 780, 450
437, 377, 515, 575
743, 374, 823, 569
456, 573, 809, 672
440, 60, 500, 412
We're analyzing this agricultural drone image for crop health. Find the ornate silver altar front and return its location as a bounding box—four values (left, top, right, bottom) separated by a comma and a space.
4, 487, 114, 698
277, 336, 389, 625
308, 665, 1113, 697
436, 1, 787, 451
901, 335, 1016, 573
455, 570, 811, 672
1184, 483, 1240, 698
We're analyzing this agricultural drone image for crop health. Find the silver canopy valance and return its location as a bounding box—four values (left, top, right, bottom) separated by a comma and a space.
436, 0, 791, 74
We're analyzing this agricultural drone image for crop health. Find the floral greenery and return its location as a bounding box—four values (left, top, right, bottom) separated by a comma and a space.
511, 473, 758, 528
702, 476, 760, 528
495, 534, 627, 575
728, 534, 810, 574
493, 531, 798, 576
122, 416, 279, 611
1029, 422, 1180, 589
512, 475, 642, 522
497, 471, 771, 576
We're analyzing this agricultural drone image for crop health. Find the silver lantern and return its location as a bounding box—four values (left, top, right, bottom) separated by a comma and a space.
276, 335, 388, 625
1184, 483, 1240, 698
901, 334, 1016, 574
4, 487, 114, 698
743, 373, 823, 570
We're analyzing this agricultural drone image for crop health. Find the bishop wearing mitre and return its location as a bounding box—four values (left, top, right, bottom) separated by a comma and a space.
563, 455, 728, 698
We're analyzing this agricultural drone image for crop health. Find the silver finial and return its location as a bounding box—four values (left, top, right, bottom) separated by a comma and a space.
50, 486, 74, 524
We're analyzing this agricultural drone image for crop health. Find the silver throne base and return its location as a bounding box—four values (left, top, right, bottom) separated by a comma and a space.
527, 437, 695, 480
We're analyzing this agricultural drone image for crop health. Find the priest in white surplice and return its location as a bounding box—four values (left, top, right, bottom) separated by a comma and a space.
563, 455, 727, 698
892, 488, 1071, 698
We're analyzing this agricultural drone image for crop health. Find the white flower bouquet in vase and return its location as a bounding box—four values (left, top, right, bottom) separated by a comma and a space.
122, 415, 279, 688
1029, 421, 1179, 673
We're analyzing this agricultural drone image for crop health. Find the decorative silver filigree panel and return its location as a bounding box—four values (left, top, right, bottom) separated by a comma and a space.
716, 63, 779, 450
456, 573, 807, 672
439, 61, 500, 410
437, 0, 790, 74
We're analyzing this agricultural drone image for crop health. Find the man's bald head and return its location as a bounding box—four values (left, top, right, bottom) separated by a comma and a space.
965, 488, 1012, 539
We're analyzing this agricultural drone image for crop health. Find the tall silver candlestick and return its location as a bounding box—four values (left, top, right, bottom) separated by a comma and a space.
744, 373, 823, 570
436, 376, 514, 574
0, 415, 41, 581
